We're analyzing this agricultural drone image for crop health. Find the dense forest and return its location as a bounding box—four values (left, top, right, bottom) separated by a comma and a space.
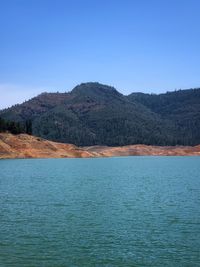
0, 117, 32, 135
0, 82, 199, 146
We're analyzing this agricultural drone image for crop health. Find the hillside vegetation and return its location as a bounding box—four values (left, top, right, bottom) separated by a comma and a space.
0, 82, 200, 146
128, 88, 200, 145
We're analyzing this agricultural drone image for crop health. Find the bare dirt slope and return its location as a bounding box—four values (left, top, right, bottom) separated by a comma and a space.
84, 144, 200, 157
0, 133, 93, 159
0, 133, 200, 159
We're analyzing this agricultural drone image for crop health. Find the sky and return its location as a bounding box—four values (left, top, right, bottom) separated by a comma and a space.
0, 0, 200, 109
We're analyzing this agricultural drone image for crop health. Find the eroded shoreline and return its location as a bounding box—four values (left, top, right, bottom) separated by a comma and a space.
0, 133, 200, 159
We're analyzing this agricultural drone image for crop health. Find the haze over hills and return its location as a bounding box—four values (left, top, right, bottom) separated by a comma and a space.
0, 82, 200, 146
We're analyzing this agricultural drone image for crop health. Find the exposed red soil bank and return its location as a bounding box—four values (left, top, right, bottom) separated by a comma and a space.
0, 133, 200, 159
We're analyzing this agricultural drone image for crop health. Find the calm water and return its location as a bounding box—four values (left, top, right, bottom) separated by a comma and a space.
0, 157, 200, 267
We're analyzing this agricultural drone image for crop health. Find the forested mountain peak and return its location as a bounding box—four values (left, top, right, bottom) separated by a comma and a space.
71, 82, 122, 101
0, 84, 200, 146
72, 82, 119, 93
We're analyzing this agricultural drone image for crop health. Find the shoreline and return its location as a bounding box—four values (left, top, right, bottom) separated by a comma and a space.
0, 133, 200, 159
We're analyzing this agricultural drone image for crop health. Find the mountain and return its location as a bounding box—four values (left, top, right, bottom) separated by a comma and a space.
0, 82, 200, 146
127, 88, 200, 145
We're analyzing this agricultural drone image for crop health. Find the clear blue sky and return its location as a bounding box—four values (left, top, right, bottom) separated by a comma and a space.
0, 0, 200, 108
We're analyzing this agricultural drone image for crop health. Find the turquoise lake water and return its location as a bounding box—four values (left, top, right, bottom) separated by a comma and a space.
0, 157, 200, 267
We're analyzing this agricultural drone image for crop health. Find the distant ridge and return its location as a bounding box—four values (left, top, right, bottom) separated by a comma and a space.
0, 83, 200, 146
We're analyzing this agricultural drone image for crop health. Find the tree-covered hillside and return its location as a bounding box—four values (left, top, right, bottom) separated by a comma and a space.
0, 83, 199, 146
127, 88, 200, 145
0, 117, 32, 135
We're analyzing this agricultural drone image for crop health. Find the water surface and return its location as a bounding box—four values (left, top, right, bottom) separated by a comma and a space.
0, 157, 200, 266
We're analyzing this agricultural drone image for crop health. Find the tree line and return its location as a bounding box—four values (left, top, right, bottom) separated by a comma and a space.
0, 117, 32, 135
